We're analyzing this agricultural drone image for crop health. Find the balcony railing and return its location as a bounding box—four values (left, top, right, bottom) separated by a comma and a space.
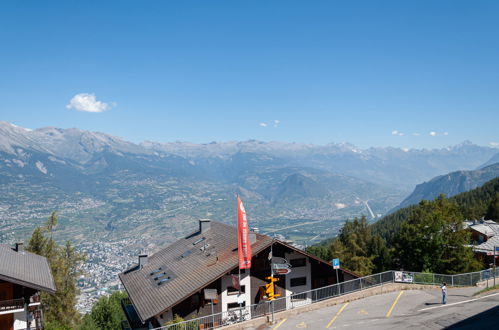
0, 298, 25, 312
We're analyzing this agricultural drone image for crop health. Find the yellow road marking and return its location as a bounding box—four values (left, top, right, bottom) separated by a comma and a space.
326, 302, 349, 328
358, 308, 368, 315
386, 291, 404, 318
296, 321, 307, 328
273, 318, 287, 330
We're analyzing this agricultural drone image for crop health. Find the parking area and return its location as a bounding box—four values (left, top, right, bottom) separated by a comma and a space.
252, 286, 499, 329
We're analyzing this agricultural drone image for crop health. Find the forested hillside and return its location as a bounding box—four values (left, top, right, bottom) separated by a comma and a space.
373, 177, 499, 243
392, 162, 499, 212
308, 177, 499, 275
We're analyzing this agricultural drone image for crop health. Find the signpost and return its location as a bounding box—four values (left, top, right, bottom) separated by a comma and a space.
271, 257, 291, 276
204, 289, 218, 328
494, 246, 498, 286
332, 258, 340, 293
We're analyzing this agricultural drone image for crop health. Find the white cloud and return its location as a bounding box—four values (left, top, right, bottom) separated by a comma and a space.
412, 133, 420, 136
398, 132, 404, 136
429, 131, 437, 136
260, 120, 280, 128
391, 130, 399, 135
66, 93, 114, 112
490, 142, 499, 147
443, 132, 449, 136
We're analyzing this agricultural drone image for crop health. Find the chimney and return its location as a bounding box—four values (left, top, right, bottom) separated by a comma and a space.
138, 255, 148, 268
249, 233, 257, 245
14, 243, 23, 252
199, 219, 211, 233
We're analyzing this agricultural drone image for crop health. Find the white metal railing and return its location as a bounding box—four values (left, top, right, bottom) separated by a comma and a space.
152, 268, 499, 330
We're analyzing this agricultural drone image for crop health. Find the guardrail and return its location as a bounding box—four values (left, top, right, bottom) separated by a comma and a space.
152, 268, 499, 330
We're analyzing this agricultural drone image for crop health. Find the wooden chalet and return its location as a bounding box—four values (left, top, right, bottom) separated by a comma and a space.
0, 243, 56, 330
119, 220, 358, 329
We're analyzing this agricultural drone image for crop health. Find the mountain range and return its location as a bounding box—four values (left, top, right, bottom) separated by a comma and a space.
0, 121, 498, 249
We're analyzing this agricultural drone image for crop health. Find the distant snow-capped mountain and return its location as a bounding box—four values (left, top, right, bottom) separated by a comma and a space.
1, 121, 496, 188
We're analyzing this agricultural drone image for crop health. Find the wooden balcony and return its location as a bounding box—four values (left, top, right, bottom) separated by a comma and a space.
0, 298, 24, 312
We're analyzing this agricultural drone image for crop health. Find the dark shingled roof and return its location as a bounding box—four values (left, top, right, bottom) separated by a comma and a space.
0, 244, 56, 294
119, 221, 273, 323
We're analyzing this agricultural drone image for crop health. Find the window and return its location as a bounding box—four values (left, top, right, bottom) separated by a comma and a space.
227, 302, 246, 310
227, 285, 245, 295
154, 272, 169, 280
180, 250, 192, 258
157, 277, 171, 286
290, 258, 306, 268
290, 277, 307, 287
149, 267, 162, 275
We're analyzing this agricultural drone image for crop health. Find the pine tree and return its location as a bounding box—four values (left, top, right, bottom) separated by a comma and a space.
26, 212, 85, 329
485, 193, 499, 221
80, 291, 128, 330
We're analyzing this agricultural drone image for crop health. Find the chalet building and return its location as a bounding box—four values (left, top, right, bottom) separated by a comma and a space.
0, 243, 56, 330
465, 219, 499, 265
119, 220, 358, 329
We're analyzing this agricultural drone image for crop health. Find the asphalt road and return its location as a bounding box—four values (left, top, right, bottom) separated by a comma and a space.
254, 286, 499, 330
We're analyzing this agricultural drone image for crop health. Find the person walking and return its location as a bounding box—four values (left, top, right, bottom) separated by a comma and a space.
441, 282, 447, 304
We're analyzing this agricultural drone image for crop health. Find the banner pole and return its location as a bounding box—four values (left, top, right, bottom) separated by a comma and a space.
270, 242, 274, 323
238, 266, 243, 321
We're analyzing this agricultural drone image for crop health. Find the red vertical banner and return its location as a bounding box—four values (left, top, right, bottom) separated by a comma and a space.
237, 196, 252, 269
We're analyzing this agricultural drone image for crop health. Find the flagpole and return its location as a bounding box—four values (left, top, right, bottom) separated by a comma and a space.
237, 196, 242, 321
270, 241, 273, 278
270, 240, 274, 324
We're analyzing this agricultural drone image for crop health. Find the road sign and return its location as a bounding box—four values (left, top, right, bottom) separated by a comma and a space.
272, 257, 291, 275
495, 246, 499, 252
273, 268, 291, 275
332, 258, 340, 269
204, 289, 217, 300
273, 263, 290, 270
272, 262, 291, 275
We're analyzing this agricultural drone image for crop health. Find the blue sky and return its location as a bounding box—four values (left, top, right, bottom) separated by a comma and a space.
1, 0, 498, 149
